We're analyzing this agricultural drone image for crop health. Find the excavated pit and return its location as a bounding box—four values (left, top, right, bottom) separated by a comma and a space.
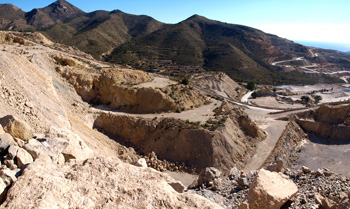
93, 103, 266, 173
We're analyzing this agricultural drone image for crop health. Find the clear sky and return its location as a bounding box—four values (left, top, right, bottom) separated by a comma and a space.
2, 0, 350, 46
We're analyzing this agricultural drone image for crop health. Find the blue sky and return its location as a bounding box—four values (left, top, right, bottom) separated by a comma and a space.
2, 0, 350, 47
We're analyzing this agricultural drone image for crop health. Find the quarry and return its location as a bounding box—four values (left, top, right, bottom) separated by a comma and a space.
0, 29, 349, 209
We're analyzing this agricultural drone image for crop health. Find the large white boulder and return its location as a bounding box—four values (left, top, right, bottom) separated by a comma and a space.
240, 169, 298, 209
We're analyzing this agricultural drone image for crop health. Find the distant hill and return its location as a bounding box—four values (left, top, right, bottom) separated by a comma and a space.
106, 15, 338, 84
25, 0, 85, 28
41, 10, 164, 58
0, 4, 31, 30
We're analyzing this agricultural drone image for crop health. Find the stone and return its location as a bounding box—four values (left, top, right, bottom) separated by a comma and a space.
134, 158, 147, 168
302, 166, 311, 174
242, 169, 298, 209
0, 178, 7, 203
316, 169, 324, 176
0, 133, 17, 153
4, 159, 17, 170
16, 148, 34, 169
237, 177, 249, 189
0, 124, 4, 134
57, 154, 65, 165
266, 159, 283, 172
168, 181, 186, 193
0, 169, 21, 186
194, 167, 222, 188
314, 193, 324, 205
1, 157, 222, 208
13, 137, 24, 147
48, 127, 93, 161
229, 167, 240, 180
0, 115, 33, 141
321, 198, 337, 209
7, 145, 19, 160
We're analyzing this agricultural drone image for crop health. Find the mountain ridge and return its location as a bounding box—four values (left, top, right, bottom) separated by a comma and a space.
0, 0, 347, 84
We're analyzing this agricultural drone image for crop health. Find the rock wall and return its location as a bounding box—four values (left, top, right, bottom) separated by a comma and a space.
296, 104, 350, 144
93, 105, 265, 173
57, 66, 208, 113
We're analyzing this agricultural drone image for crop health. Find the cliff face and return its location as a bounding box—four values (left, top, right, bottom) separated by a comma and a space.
57, 63, 209, 113
296, 104, 350, 144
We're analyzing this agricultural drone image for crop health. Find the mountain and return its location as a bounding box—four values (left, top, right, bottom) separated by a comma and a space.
25, 0, 85, 28
41, 10, 164, 58
106, 15, 338, 84
0, 1, 345, 84
0, 4, 31, 30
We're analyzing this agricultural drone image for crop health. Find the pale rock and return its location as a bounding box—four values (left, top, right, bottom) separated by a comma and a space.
134, 158, 147, 168
229, 167, 240, 180
0, 168, 20, 186
168, 181, 186, 193
2, 157, 222, 208
0, 124, 4, 134
0, 178, 7, 203
47, 127, 93, 161
57, 154, 65, 165
7, 145, 19, 160
266, 159, 283, 172
192, 167, 222, 188
4, 159, 17, 170
0, 115, 33, 141
0, 133, 17, 153
242, 169, 298, 209
16, 148, 34, 169
238, 177, 250, 189
13, 137, 24, 147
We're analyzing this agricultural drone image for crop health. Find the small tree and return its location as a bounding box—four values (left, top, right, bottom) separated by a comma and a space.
181, 77, 189, 85
301, 96, 310, 104
314, 95, 322, 104
251, 91, 259, 99
246, 81, 256, 91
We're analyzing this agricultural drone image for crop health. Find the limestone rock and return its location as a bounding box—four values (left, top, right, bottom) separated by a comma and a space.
302, 166, 311, 174
191, 167, 222, 188
229, 167, 241, 180
242, 169, 298, 209
168, 181, 186, 193
2, 157, 221, 208
0, 125, 4, 134
0, 133, 17, 153
16, 148, 33, 169
0, 178, 7, 203
4, 159, 17, 170
134, 158, 147, 168
7, 145, 19, 160
47, 127, 93, 162
0, 115, 33, 141
266, 159, 283, 172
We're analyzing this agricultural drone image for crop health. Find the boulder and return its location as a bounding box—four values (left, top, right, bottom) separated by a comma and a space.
4, 159, 17, 170
0, 133, 17, 153
302, 166, 311, 174
0, 168, 21, 186
16, 148, 34, 169
47, 127, 93, 162
241, 169, 298, 209
0, 115, 33, 141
